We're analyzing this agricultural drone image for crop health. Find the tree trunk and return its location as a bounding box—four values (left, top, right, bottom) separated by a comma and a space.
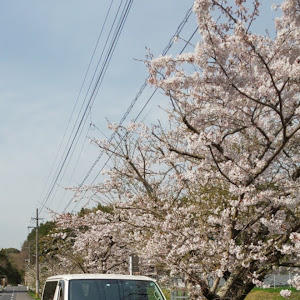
186, 270, 258, 300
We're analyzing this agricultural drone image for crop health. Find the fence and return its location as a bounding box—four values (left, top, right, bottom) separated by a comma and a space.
170, 290, 189, 300
166, 271, 297, 299
264, 273, 294, 288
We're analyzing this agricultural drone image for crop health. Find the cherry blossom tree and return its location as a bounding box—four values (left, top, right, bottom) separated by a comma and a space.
85, 0, 300, 299
64, 0, 300, 299
43, 217, 90, 274
53, 208, 133, 274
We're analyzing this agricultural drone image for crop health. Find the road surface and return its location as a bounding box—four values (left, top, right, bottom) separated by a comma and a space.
0, 286, 33, 300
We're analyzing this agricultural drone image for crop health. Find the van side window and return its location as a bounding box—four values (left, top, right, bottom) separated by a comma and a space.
43, 281, 58, 300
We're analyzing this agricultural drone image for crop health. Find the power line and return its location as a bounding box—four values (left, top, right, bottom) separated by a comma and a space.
38, 0, 134, 218
68, 12, 198, 213
37, 0, 116, 213
74, 5, 194, 190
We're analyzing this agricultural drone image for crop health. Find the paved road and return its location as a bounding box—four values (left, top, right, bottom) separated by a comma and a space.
0, 286, 33, 300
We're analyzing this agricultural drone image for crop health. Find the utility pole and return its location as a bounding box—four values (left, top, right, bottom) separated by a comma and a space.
31, 209, 40, 299
35, 208, 40, 299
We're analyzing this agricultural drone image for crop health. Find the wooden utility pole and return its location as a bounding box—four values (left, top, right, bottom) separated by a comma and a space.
29, 209, 42, 299
36, 208, 40, 299
31, 209, 40, 299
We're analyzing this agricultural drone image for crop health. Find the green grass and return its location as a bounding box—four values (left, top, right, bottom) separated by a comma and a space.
28, 289, 41, 300
161, 288, 171, 299
245, 286, 300, 300
162, 289, 188, 300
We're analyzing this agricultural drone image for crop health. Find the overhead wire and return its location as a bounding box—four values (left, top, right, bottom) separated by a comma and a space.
34, 3, 116, 225
96, 27, 197, 173
74, 5, 193, 190
68, 8, 198, 213
42, 0, 133, 217
36, 0, 116, 216
32, 1, 117, 224
37, 0, 134, 219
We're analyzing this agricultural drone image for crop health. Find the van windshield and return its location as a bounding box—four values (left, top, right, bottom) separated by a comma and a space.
69, 279, 165, 300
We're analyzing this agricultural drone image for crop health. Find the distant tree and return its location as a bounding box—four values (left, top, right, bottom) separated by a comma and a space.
26, 221, 56, 258
23, 221, 58, 289
0, 250, 21, 284
3, 247, 27, 282
53, 208, 132, 274
3, 248, 20, 254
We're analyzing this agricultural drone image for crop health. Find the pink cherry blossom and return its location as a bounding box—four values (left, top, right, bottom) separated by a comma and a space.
50, 1, 300, 299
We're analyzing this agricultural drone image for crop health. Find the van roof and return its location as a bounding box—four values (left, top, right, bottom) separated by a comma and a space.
46, 274, 156, 282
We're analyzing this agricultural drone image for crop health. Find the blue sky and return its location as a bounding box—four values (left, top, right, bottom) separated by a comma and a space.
0, 0, 280, 250
0, 0, 197, 249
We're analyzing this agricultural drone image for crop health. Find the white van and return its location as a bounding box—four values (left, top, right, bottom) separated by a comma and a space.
42, 274, 166, 300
